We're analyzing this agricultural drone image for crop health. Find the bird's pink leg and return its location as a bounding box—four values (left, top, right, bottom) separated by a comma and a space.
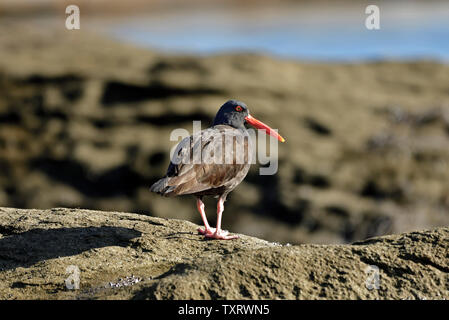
196, 198, 216, 236
205, 196, 239, 240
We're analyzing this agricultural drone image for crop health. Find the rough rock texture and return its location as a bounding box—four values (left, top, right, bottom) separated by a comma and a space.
1, 22, 449, 245
0, 207, 447, 300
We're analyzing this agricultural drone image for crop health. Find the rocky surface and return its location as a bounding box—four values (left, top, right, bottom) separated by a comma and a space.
0, 207, 447, 300
1, 23, 449, 245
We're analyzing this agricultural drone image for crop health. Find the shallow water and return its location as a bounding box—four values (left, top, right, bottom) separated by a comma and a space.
96, 1, 449, 62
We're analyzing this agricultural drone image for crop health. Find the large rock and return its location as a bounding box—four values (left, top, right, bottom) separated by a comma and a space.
0, 207, 447, 299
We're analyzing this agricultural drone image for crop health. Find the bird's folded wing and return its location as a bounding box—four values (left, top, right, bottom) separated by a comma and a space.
164, 126, 250, 195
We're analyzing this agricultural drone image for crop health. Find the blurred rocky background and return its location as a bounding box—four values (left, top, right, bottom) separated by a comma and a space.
1, 0, 449, 244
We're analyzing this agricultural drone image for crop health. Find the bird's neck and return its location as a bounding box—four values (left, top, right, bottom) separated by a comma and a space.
212, 115, 245, 130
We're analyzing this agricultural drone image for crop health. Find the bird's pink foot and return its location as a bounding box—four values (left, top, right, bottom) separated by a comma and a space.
198, 227, 234, 238
205, 229, 239, 240
197, 226, 216, 236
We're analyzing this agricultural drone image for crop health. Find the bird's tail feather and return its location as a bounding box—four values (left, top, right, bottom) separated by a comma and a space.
150, 177, 175, 196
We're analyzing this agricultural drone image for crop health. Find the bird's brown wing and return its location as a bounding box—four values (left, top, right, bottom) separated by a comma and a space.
163, 125, 251, 196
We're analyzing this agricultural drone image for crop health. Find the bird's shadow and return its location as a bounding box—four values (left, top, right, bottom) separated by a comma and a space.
0, 226, 141, 271
164, 231, 232, 242
164, 231, 204, 241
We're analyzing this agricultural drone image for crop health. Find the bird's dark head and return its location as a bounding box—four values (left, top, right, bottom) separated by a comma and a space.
213, 99, 249, 129
213, 99, 285, 142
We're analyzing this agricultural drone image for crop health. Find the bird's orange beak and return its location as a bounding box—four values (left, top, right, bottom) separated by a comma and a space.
245, 114, 285, 143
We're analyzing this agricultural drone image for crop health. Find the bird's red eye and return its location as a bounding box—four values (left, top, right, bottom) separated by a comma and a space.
235, 105, 243, 112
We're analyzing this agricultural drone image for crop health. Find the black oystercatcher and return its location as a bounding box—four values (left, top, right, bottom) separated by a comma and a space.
150, 100, 285, 239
